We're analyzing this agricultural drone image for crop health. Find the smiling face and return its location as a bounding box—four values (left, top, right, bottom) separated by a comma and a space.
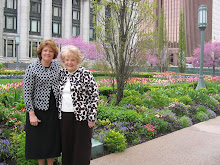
64, 55, 79, 73
41, 46, 55, 65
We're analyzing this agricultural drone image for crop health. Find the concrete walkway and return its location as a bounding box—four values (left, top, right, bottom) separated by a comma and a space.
91, 116, 220, 165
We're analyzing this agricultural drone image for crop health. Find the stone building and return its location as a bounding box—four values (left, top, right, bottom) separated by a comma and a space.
0, 0, 94, 66
0, 0, 220, 67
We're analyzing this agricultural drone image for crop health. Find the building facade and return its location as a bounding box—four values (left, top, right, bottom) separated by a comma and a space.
1, 0, 220, 66
157, 0, 217, 65
212, 0, 220, 41
0, 0, 94, 64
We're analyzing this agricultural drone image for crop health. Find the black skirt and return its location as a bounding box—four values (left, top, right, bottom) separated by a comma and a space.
60, 112, 92, 165
25, 91, 61, 159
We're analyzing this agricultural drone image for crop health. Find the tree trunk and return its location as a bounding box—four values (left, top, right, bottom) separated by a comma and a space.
213, 65, 215, 77
116, 77, 125, 105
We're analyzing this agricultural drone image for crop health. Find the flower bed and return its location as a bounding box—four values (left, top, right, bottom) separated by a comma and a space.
0, 72, 220, 164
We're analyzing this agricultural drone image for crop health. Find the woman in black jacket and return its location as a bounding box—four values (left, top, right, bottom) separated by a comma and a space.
23, 39, 61, 165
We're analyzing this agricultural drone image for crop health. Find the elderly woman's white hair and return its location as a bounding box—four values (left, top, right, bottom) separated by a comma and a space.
60, 45, 83, 63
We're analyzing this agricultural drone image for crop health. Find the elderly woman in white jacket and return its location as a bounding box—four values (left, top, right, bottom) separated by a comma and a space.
58, 45, 99, 165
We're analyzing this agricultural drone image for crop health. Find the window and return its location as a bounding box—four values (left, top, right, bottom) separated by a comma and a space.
4, 0, 17, 33
5, 0, 16, 9
73, 11, 80, 20
105, 5, 111, 38
72, 0, 80, 36
89, 1, 95, 41
73, 0, 80, 5
53, 22, 61, 34
52, 0, 62, 37
30, 1, 41, 14
30, 0, 41, 35
30, 19, 40, 33
89, 28, 95, 40
4, 39, 15, 57
29, 41, 39, 58
72, 26, 80, 36
53, 6, 62, 17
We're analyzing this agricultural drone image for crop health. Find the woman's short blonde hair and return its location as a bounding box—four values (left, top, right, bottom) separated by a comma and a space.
60, 45, 83, 63
37, 39, 59, 59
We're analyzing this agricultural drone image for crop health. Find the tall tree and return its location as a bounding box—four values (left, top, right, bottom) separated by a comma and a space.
93, 0, 157, 105
157, 6, 169, 72
188, 41, 220, 76
178, 9, 186, 73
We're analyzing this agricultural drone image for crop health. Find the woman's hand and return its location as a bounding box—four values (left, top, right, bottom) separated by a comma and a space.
29, 111, 41, 126
88, 121, 95, 128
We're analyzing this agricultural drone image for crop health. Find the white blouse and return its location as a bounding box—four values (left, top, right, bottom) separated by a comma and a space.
61, 77, 75, 112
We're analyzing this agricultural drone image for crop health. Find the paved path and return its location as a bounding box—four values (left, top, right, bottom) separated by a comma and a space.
91, 116, 220, 165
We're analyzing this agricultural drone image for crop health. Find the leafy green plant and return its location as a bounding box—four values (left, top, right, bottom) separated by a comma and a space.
178, 95, 194, 105
196, 105, 207, 113
0, 105, 10, 121
123, 90, 141, 97
178, 116, 193, 128
148, 89, 170, 108
97, 106, 144, 123
119, 95, 143, 106
103, 129, 127, 153
10, 130, 38, 165
195, 111, 209, 122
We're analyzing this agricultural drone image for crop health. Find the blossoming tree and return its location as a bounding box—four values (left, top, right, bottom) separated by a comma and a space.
188, 41, 220, 76
54, 35, 104, 61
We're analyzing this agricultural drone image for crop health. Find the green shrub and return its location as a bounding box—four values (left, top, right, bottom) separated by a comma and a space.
0, 105, 10, 121
147, 89, 170, 108
196, 105, 207, 113
97, 106, 144, 123
178, 116, 193, 128
119, 95, 143, 106
178, 95, 194, 105
123, 90, 141, 97
103, 129, 127, 153
195, 111, 209, 122
99, 87, 115, 96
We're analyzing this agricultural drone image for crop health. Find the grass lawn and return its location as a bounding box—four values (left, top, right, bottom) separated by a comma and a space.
0, 79, 23, 85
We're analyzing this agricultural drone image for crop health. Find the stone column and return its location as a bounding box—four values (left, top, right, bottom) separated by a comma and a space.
81, 0, 90, 42
63, 0, 72, 39
0, 2, 4, 60
19, 0, 30, 61
42, 0, 52, 39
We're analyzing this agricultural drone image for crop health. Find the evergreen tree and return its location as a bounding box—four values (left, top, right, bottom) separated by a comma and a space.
178, 9, 186, 73
157, 6, 169, 72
